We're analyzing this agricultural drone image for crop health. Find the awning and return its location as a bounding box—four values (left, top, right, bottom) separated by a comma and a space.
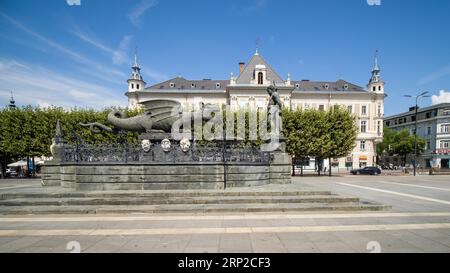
7, 160, 27, 167
7, 158, 46, 167
359, 155, 368, 161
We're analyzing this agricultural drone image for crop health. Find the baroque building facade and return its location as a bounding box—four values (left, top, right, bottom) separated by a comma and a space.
125, 50, 386, 170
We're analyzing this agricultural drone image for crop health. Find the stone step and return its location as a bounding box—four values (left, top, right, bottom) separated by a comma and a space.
0, 195, 360, 206
0, 190, 333, 200
0, 202, 391, 215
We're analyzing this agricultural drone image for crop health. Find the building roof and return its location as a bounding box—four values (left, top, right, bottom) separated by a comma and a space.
384, 103, 450, 120
143, 53, 367, 93
236, 53, 284, 85
292, 79, 366, 92
144, 77, 366, 94
146, 77, 229, 91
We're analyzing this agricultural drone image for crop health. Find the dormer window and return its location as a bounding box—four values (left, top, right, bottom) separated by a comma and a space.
295, 84, 300, 89
216, 82, 221, 89
324, 84, 329, 90
257, 72, 264, 85
191, 83, 196, 88
170, 82, 175, 88
343, 84, 349, 90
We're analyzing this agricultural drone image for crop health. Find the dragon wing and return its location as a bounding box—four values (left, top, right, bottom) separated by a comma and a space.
139, 99, 183, 123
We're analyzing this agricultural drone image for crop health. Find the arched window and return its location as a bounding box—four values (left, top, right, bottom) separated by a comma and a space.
258, 72, 263, 85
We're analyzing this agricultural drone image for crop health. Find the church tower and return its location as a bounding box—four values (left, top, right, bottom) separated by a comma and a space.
127, 54, 146, 92
127, 54, 146, 109
367, 51, 385, 94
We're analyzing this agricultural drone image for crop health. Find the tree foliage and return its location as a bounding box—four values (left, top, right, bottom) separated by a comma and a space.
0, 106, 141, 168
282, 107, 358, 175
377, 127, 426, 166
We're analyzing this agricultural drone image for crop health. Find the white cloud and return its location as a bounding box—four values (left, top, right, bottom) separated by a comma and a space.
112, 36, 133, 65
418, 64, 450, 85
0, 13, 126, 80
0, 59, 126, 109
432, 90, 450, 105
73, 29, 133, 66
128, 0, 159, 27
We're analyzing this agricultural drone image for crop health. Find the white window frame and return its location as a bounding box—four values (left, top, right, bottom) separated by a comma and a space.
347, 105, 353, 113
360, 121, 367, 133
360, 140, 366, 150
440, 140, 450, 149
361, 105, 368, 116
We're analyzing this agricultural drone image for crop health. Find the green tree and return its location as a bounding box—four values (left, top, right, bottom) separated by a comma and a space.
377, 128, 426, 167
0, 106, 142, 178
283, 107, 357, 176
324, 106, 358, 176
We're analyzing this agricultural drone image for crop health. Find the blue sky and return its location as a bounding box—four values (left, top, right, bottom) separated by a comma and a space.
0, 0, 449, 115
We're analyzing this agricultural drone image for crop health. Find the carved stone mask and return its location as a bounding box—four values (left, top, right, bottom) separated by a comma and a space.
161, 139, 171, 152
180, 138, 191, 153
141, 139, 151, 153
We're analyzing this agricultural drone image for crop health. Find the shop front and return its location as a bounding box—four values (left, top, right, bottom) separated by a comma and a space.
359, 155, 368, 168
432, 149, 450, 169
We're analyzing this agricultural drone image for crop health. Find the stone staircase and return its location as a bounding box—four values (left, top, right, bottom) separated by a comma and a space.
0, 190, 390, 215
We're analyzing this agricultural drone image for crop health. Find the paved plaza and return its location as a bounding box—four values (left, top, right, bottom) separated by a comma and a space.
0, 175, 450, 253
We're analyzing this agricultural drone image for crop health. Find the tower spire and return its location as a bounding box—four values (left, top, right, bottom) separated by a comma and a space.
133, 47, 140, 68
373, 50, 380, 72
9, 91, 16, 109
255, 38, 260, 55
367, 50, 384, 93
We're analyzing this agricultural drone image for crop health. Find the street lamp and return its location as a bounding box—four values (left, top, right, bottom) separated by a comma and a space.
403, 91, 431, 176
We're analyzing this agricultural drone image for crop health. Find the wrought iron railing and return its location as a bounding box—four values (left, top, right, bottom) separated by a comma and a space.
60, 141, 270, 164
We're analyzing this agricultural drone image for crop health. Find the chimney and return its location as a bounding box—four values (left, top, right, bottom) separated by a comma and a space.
239, 62, 245, 74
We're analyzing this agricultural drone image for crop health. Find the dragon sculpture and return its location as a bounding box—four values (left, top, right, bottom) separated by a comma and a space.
80, 99, 219, 134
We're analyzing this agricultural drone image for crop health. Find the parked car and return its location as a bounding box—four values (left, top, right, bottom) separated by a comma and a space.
350, 167, 381, 175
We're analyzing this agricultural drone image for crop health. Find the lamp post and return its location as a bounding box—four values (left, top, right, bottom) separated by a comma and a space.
404, 92, 430, 176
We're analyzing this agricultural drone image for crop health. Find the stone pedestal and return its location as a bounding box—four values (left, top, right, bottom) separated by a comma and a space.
41, 160, 62, 187
41, 140, 64, 187
269, 152, 292, 184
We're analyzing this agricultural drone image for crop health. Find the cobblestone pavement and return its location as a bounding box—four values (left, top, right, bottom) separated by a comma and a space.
0, 175, 449, 253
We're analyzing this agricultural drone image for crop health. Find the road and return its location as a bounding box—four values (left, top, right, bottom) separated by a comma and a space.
0, 175, 449, 253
